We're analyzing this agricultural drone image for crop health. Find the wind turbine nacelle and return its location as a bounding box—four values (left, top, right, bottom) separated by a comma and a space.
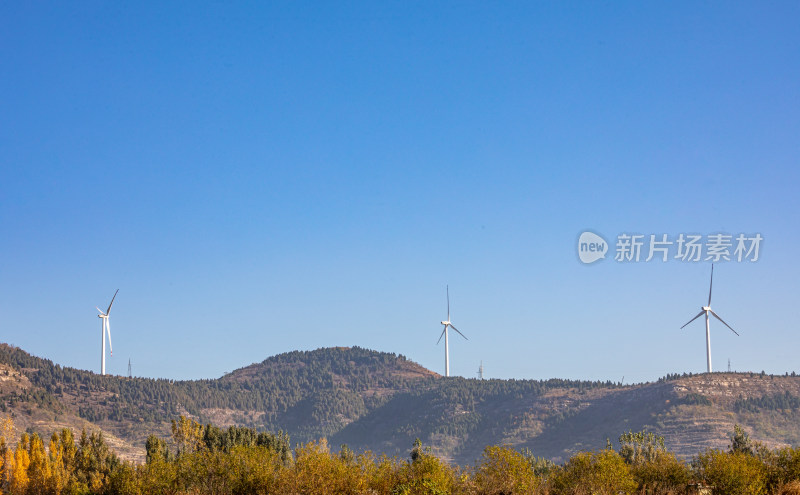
702, 306, 711, 311
441, 321, 449, 326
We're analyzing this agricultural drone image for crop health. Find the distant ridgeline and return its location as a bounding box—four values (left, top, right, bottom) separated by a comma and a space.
0, 344, 620, 447
1, 343, 799, 464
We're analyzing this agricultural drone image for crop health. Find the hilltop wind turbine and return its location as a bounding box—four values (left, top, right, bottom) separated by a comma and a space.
96, 289, 118, 376
437, 285, 467, 377
680, 265, 739, 373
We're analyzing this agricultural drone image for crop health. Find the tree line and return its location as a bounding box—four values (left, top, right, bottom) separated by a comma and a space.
0, 415, 799, 494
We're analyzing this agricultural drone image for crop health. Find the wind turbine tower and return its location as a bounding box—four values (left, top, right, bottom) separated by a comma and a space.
680, 265, 740, 373
96, 289, 118, 376
437, 285, 467, 377
477, 361, 484, 380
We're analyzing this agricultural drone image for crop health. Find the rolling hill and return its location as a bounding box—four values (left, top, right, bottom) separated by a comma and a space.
0, 343, 798, 465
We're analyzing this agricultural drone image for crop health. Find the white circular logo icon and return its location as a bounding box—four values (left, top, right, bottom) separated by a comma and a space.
578, 232, 608, 264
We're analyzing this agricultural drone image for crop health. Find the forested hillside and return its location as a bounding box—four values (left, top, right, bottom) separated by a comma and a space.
0, 344, 440, 458
0, 343, 798, 465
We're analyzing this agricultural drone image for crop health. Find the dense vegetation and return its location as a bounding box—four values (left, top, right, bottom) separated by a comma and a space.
1, 415, 800, 494
735, 392, 800, 413
0, 344, 625, 447
0, 344, 436, 435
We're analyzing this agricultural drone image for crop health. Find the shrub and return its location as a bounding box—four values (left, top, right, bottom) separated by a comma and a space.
631, 451, 692, 493
695, 449, 768, 495
394, 443, 455, 495
473, 445, 540, 494
288, 439, 366, 495
548, 449, 636, 495
768, 447, 800, 493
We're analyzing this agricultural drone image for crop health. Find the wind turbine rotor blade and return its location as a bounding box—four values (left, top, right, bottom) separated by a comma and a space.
708, 264, 714, 307
106, 289, 119, 315
680, 310, 706, 329
449, 324, 468, 340
447, 285, 450, 321
710, 309, 739, 336
96, 306, 106, 316
436, 327, 446, 345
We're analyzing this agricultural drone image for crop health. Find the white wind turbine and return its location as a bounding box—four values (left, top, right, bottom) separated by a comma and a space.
437, 286, 467, 377
680, 264, 739, 373
96, 289, 118, 376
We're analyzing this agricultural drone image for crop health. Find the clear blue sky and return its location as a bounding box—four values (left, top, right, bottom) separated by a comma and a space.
2, 2, 798, 383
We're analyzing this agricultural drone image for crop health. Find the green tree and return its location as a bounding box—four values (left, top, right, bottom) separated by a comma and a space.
74, 428, 119, 492
618, 429, 666, 465
730, 424, 754, 456
58, 428, 78, 493
105, 461, 141, 495
145, 435, 170, 464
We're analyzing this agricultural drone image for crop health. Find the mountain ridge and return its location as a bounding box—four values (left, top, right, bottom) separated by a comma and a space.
0, 343, 798, 465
